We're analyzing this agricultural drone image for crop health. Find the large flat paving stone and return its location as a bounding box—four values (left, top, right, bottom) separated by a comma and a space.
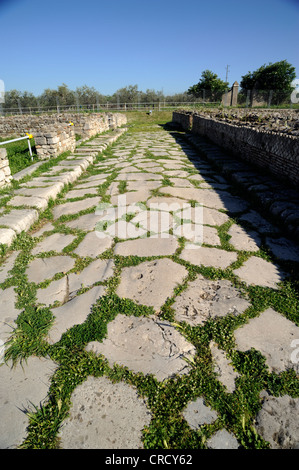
0, 357, 57, 449
234, 308, 299, 374
53, 197, 101, 219
26, 256, 76, 283
177, 206, 229, 226
114, 235, 179, 257
116, 259, 188, 311
180, 246, 238, 269
85, 315, 196, 381
228, 224, 261, 252
47, 286, 105, 344
58, 376, 151, 449
31, 233, 76, 255
73, 231, 113, 257
254, 391, 299, 449
172, 274, 250, 326
233, 256, 285, 288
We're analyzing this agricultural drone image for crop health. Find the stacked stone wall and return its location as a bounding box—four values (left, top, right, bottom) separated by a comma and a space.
0, 148, 12, 188
172, 110, 299, 186
0, 112, 127, 160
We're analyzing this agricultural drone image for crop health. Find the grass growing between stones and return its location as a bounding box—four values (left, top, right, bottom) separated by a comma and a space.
1, 114, 299, 450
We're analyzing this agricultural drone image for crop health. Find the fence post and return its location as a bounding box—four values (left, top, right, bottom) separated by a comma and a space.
18, 99, 22, 114
56, 96, 60, 113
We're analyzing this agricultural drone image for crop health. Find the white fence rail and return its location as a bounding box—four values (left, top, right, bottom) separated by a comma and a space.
0, 134, 34, 159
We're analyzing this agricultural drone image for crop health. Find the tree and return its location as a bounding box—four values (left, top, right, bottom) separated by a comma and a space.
187, 70, 229, 101
240, 60, 296, 104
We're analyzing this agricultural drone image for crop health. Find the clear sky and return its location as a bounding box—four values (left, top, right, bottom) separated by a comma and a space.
0, 0, 298, 96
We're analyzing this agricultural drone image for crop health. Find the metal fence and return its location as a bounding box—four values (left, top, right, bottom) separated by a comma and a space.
0, 88, 297, 115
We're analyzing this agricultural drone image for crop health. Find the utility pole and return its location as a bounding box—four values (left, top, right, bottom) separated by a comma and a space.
225, 65, 230, 84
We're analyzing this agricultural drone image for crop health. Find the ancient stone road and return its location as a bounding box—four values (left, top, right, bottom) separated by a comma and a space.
0, 124, 299, 449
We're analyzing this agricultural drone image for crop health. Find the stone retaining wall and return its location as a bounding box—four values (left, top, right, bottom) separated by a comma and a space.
172, 111, 299, 186
0, 112, 127, 139
0, 112, 127, 160
0, 148, 12, 188
34, 123, 76, 159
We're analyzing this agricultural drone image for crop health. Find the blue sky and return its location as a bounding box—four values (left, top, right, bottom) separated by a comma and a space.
0, 0, 298, 96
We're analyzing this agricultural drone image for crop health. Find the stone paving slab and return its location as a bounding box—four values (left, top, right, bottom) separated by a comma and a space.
85, 315, 196, 381
233, 256, 285, 288
47, 285, 106, 344
172, 274, 250, 326
1, 125, 299, 449
116, 258, 188, 311
234, 308, 299, 373
58, 376, 151, 449
0, 357, 57, 449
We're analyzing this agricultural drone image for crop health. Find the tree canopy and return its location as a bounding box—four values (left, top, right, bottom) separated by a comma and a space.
240, 60, 296, 103
187, 70, 229, 101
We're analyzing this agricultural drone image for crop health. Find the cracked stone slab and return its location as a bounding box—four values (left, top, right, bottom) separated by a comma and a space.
254, 391, 299, 449
182, 397, 218, 429
73, 231, 113, 257
180, 246, 238, 269
31, 233, 76, 255
47, 285, 106, 344
116, 258, 188, 311
114, 235, 179, 257
173, 274, 250, 326
36, 277, 69, 307
53, 197, 101, 219
234, 308, 299, 374
206, 429, 239, 449
210, 341, 240, 393
26, 256, 76, 283
68, 259, 114, 295
233, 256, 285, 288
85, 315, 196, 381
58, 376, 151, 449
0, 357, 57, 449
228, 224, 261, 252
